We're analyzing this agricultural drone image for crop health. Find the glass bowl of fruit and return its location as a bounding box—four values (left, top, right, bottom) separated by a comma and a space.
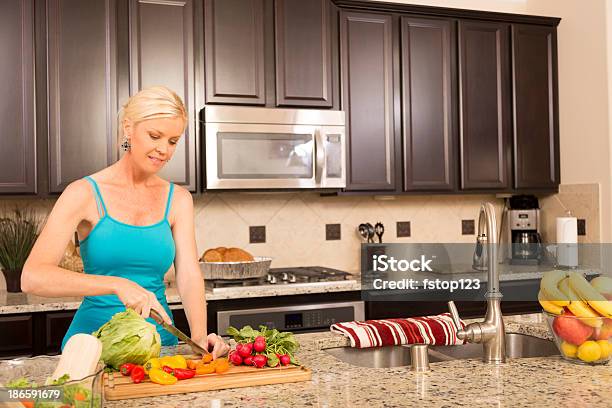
544, 311, 612, 365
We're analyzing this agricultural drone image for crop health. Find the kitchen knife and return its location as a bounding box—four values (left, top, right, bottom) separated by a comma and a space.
149, 309, 212, 356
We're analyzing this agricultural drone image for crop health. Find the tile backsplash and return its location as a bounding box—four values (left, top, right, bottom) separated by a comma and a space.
0, 183, 600, 290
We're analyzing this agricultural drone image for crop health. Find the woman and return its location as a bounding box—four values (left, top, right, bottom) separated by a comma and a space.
22, 86, 229, 358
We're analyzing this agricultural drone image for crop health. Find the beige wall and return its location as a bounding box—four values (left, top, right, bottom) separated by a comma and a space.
0, 183, 600, 290
372, 0, 612, 241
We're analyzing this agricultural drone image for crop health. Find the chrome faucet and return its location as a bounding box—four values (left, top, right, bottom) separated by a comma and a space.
448, 202, 506, 364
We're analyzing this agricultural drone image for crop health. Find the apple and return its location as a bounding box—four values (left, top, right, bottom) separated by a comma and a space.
553, 310, 594, 345
593, 321, 612, 341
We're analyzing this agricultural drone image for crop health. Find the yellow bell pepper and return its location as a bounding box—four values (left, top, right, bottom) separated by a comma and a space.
148, 367, 178, 385
143, 357, 161, 374
159, 355, 187, 370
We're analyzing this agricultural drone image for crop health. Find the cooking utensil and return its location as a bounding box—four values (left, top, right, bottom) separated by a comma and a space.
149, 309, 212, 356
199, 256, 272, 280
374, 222, 384, 243
358, 223, 369, 242
365, 223, 375, 243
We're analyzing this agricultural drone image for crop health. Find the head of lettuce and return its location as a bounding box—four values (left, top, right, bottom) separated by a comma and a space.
92, 309, 161, 370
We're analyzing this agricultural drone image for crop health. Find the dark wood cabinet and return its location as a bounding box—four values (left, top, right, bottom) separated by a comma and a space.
0, 0, 37, 194
46, 0, 119, 193
512, 24, 559, 189
0, 314, 33, 358
275, 0, 333, 107
401, 16, 456, 191
44, 311, 73, 353
129, 0, 198, 191
458, 20, 512, 190
204, 0, 266, 105
340, 11, 397, 191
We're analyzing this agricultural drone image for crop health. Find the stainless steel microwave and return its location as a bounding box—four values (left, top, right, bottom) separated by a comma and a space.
203, 106, 346, 189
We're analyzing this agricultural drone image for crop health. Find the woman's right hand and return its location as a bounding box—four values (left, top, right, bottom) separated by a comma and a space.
114, 278, 172, 324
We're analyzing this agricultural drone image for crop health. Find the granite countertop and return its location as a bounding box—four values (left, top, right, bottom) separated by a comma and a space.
1, 264, 600, 314
2, 314, 610, 407
0, 279, 362, 314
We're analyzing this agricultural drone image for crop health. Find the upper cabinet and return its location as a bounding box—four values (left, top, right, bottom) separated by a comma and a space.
0, 0, 36, 194
512, 24, 559, 189
204, 0, 266, 105
340, 11, 397, 191
401, 17, 456, 191
458, 20, 512, 190
47, 0, 119, 193
204, 0, 337, 108
129, 0, 198, 191
275, 0, 333, 107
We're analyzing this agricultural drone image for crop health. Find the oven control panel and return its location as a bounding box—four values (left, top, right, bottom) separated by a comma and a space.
217, 301, 365, 334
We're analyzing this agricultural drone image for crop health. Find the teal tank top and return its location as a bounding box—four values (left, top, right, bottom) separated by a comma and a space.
62, 176, 178, 349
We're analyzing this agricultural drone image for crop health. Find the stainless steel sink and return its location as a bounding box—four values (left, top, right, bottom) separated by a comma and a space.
324, 333, 558, 368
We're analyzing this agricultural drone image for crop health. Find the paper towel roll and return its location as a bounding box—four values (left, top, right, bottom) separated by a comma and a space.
556, 217, 578, 267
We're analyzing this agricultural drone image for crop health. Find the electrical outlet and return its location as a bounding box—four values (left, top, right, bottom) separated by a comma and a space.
249, 226, 266, 243
577, 219, 586, 236
326, 224, 341, 240
462, 220, 475, 235
397, 221, 411, 237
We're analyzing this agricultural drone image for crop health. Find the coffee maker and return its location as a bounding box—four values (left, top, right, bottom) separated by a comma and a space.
507, 195, 543, 265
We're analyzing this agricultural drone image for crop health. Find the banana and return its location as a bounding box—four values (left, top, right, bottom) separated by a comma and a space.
540, 270, 570, 306
568, 272, 612, 318
538, 290, 564, 315
590, 276, 612, 296
566, 300, 603, 328
557, 275, 603, 327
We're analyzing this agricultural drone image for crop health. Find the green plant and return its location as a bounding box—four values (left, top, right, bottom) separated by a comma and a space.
0, 207, 42, 271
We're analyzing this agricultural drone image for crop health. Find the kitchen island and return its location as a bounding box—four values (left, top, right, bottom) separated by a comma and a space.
1, 313, 610, 407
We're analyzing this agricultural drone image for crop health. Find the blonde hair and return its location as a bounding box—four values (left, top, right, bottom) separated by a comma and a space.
118, 86, 187, 141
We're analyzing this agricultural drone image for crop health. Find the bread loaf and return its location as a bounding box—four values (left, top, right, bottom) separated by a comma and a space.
200, 247, 254, 262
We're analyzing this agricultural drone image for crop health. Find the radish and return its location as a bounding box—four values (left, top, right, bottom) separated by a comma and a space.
253, 336, 266, 352
238, 342, 253, 357
229, 351, 243, 365
243, 355, 254, 366
252, 354, 267, 368
280, 354, 291, 366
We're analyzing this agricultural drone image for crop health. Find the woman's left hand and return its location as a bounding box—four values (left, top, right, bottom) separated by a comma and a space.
193, 333, 230, 359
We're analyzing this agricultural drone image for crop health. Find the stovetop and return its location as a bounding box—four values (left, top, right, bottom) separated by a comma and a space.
205, 266, 354, 289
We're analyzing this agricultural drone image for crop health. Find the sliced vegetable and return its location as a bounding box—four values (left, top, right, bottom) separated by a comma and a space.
195, 362, 216, 375
159, 355, 187, 369
214, 358, 230, 373
148, 368, 178, 385
202, 354, 213, 364
144, 357, 161, 374
172, 368, 196, 380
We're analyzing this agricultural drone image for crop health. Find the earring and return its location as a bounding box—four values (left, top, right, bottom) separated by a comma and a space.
121, 137, 131, 152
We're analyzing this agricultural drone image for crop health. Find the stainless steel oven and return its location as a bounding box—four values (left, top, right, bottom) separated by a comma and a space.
204, 106, 346, 189
217, 301, 365, 335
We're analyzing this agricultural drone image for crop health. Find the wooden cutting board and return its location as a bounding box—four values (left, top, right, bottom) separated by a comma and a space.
103, 364, 312, 400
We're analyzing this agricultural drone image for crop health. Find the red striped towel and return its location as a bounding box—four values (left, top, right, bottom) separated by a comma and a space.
330, 313, 465, 348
